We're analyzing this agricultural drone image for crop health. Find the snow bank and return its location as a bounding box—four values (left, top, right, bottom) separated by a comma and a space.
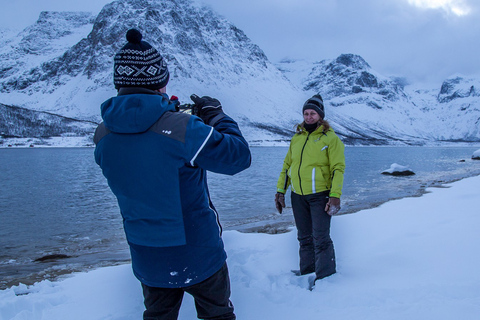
1, 175, 480, 320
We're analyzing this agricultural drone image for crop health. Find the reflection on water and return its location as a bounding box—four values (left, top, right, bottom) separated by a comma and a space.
1, 146, 479, 288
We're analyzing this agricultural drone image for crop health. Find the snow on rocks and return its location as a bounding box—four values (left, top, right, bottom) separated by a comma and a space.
381, 163, 415, 176
472, 149, 480, 160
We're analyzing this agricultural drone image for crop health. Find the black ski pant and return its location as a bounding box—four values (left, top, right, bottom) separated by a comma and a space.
142, 263, 235, 320
291, 191, 336, 280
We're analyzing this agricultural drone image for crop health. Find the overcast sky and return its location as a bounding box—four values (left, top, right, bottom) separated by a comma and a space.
1, 0, 479, 84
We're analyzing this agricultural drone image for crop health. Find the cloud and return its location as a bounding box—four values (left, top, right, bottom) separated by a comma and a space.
1, 0, 479, 84
200, 0, 480, 83
407, 0, 472, 16
0, 0, 108, 30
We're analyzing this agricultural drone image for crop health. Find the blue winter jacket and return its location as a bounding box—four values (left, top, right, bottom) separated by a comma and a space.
93, 89, 251, 288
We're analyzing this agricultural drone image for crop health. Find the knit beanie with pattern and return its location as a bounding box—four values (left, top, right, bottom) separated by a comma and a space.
113, 29, 169, 90
302, 94, 325, 119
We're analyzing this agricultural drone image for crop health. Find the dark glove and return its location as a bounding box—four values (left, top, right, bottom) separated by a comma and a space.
190, 94, 225, 126
275, 192, 286, 214
325, 197, 341, 216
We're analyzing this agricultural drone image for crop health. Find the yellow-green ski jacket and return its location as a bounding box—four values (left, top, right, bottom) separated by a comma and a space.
277, 125, 345, 197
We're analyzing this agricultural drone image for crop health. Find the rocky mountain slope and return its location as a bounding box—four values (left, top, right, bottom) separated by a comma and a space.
0, 0, 302, 146
0, 103, 97, 147
0, 0, 479, 146
278, 54, 480, 144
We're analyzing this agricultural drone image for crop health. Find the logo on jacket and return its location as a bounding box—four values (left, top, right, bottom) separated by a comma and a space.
162, 130, 172, 135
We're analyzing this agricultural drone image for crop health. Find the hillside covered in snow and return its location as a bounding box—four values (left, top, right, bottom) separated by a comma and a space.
0, 0, 479, 147
278, 55, 480, 145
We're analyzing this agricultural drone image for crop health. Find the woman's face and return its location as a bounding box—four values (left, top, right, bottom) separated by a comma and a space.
303, 109, 321, 124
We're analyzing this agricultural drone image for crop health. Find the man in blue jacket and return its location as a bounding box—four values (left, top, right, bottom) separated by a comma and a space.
94, 29, 251, 320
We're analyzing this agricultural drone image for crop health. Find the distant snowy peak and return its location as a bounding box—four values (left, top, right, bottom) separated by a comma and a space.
327, 53, 371, 71
0, 0, 272, 95
438, 76, 480, 103
278, 53, 480, 144
299, 54, 406, 102
0, 11, 95, 88
1, 0, 479, 146
0, 11, 95, 58
0, 0, 301, 139
19, 11, 95, 51
0, 12, 93, 49
51, 0, 271, 86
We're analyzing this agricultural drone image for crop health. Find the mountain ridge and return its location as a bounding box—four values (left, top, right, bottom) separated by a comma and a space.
0, 0, 479, 147
278, 54, 480, 145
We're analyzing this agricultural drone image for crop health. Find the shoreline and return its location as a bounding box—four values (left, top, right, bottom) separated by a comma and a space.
233, 170, 480, 234
3, 173, 480, 319
3, 171, 480, 291
1, 138, 480, 149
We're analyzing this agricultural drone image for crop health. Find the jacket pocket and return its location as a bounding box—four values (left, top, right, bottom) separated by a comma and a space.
314, 166, 328, 192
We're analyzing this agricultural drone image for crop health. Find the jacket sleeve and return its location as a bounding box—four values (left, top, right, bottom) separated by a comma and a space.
327, 135, 345, 198
276, 144, 292, 194
186, 115, 251, 175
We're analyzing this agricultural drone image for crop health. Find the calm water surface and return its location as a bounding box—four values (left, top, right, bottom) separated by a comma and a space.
1, 146, 479, 289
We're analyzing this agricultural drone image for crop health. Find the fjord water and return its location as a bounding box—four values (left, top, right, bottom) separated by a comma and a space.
1, 146, 479, 289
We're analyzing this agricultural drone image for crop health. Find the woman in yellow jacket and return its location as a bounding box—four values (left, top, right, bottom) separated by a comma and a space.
275, 94, 345, 284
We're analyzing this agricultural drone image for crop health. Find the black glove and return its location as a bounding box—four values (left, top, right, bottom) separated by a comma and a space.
190, 94, 225, 126
275, 192, 286, 214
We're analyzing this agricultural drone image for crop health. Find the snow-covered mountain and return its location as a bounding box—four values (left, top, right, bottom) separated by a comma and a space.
278, 54, 480, 144
0, 103, 97, 147
0, 0, 303, 146
0, 0, 479, 147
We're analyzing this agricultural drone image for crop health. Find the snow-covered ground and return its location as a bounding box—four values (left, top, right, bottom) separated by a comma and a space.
0, 136, 95, 148
1, 175, 480, 320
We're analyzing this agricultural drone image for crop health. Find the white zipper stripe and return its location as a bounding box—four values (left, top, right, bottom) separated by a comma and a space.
312, 167, 316, 193
190, 127, 214, 166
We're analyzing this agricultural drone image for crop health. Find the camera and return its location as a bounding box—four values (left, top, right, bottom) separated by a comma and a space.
176, 103, 199, 115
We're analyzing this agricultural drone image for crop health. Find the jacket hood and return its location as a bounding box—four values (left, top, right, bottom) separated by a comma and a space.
101, 93, 175, 133
297, 124, 333, 135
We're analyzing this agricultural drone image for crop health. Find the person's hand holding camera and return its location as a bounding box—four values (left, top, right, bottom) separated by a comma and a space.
190, 94, 225, 126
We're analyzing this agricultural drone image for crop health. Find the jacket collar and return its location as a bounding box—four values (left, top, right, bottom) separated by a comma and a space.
299, 124, 327, 135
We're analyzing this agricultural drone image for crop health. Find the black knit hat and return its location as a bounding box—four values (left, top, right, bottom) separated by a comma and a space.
113, 29, 169, 90
302, 94, 325, 119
